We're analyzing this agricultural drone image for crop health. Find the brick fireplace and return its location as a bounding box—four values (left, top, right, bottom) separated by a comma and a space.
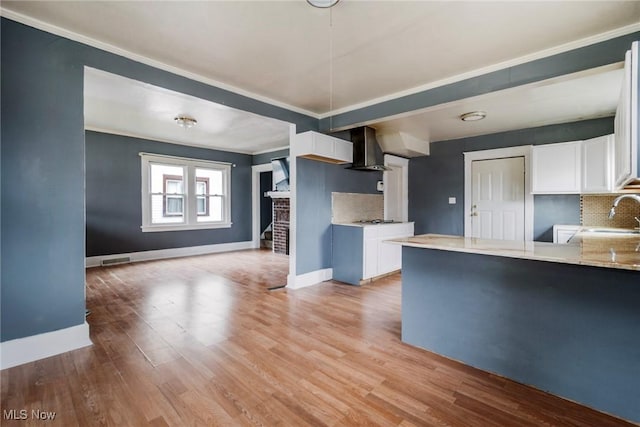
272, 198, 290, 255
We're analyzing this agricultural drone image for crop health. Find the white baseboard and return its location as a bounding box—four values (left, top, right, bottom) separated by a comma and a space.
86, 241, 254, 268
287, 268, 333, 290
0, 322, 92, 370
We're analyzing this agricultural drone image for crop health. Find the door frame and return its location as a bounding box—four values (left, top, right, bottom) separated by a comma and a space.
383, 154, 409, 222
463, 145, 534, 241
251, 163, 273, 248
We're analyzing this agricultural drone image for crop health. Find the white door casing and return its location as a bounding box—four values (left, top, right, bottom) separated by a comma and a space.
383, 154, 409, 222
471, 157, 525, 240
464, 146, 533, 241
251, 163, 273, 249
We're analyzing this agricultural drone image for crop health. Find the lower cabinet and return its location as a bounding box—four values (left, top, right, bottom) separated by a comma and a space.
553, 224, 581, 244
333, 222, 414, 286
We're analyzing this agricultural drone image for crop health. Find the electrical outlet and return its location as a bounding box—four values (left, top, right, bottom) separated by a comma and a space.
448, 197, 456, 204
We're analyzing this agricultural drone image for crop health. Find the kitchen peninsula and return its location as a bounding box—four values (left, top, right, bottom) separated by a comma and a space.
392, 233, 640, 424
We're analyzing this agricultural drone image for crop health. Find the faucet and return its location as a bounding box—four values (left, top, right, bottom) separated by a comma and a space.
608, 194, 640, 219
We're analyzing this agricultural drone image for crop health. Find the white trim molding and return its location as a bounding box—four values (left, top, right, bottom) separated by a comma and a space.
139, 152, 232, 232
86, 241, 253, 268
252, 163, 273, 248
464, 145, 534, 241
287, 268, 333, 290
0, 322, 92, 370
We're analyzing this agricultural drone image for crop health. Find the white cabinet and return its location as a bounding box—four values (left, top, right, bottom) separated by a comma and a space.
292, 131, 353, 164
362, 223, 414, 280
614, 42, 638, 189
582, 134, 613, 193
532, 141, 582, 194
553, 225, 581, 244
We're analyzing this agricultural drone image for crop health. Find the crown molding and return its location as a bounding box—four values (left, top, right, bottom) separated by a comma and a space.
0, 8, 321, 119
319, 22, 640, 119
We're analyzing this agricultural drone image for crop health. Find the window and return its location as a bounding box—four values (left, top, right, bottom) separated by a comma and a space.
140, 153, 231, 232
163, 175, 184, 216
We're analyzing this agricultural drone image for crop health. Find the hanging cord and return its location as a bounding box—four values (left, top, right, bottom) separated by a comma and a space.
329, 6, 334, 131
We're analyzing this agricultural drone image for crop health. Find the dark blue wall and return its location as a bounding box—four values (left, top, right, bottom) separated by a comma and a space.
402, 247, 640, 423
85, 131, 253, 256
1, 19, 86, 341
0, 18, 316, 343
408, 118, 613, 241
296, 158, 381, 275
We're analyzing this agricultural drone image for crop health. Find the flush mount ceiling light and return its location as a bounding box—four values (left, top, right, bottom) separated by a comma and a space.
307, 0, 340, 8
459, 111, 487, 122
174, 116, 197, 128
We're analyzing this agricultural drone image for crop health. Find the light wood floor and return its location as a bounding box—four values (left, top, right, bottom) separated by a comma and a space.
1, 249, 634, 426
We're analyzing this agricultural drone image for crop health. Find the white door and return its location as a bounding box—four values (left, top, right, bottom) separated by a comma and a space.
471, 157, 525, 240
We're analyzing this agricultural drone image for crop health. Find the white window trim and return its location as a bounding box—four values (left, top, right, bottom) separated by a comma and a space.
140, 152, 232, 232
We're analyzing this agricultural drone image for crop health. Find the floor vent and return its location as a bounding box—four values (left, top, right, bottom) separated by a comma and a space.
101, 256, 131, 266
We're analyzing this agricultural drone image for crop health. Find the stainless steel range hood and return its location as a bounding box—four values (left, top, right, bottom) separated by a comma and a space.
349, 126, 390, 171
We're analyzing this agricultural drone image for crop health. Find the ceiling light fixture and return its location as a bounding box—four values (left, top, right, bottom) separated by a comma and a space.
174, 116, 197, 128
459, 111, 487, 122
307, 0, 340, 8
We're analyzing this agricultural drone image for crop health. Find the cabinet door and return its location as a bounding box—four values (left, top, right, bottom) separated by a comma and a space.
532, 141, 582, 194
614, 50, 633, 187
363, 228, 378, 279
378, 241, 402, 274
582, 135, 613, 193
333, 139, 353, 163
376, 223, 414, 275
312, 133, 335, 159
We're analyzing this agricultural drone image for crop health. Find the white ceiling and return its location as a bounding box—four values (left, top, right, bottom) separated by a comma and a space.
84, 68, 291, 154
2, 1, 639, 155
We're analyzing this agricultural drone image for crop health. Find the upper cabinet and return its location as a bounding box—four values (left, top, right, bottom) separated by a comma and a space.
614, 42, 639, 189
582, 134, 613, 193
531, 135, 615, 194
532, 141, 582, 194
291, 131, 353, 164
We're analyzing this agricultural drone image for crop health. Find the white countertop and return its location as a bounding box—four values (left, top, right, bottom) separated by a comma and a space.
390, 233, 640, 271
333, 221, 414, 228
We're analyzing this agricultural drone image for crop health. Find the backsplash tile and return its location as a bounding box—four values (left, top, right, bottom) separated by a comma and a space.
332, 192, 383, 223
581, 195, 640, 228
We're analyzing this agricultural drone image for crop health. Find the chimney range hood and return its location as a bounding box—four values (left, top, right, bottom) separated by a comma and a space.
349, 126, 390, 171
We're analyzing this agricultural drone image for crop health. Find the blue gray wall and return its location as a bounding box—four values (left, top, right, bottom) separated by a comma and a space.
85, 131, 253, 256
0, 18, 316, 343
402, 247, 640, 423
252, 148, 289, 166
296, 158, 381, 275
409, 118, 613, 241
1, 20, 86, 341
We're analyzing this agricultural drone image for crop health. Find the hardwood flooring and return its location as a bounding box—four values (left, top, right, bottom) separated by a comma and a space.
1, 249, 635, 426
